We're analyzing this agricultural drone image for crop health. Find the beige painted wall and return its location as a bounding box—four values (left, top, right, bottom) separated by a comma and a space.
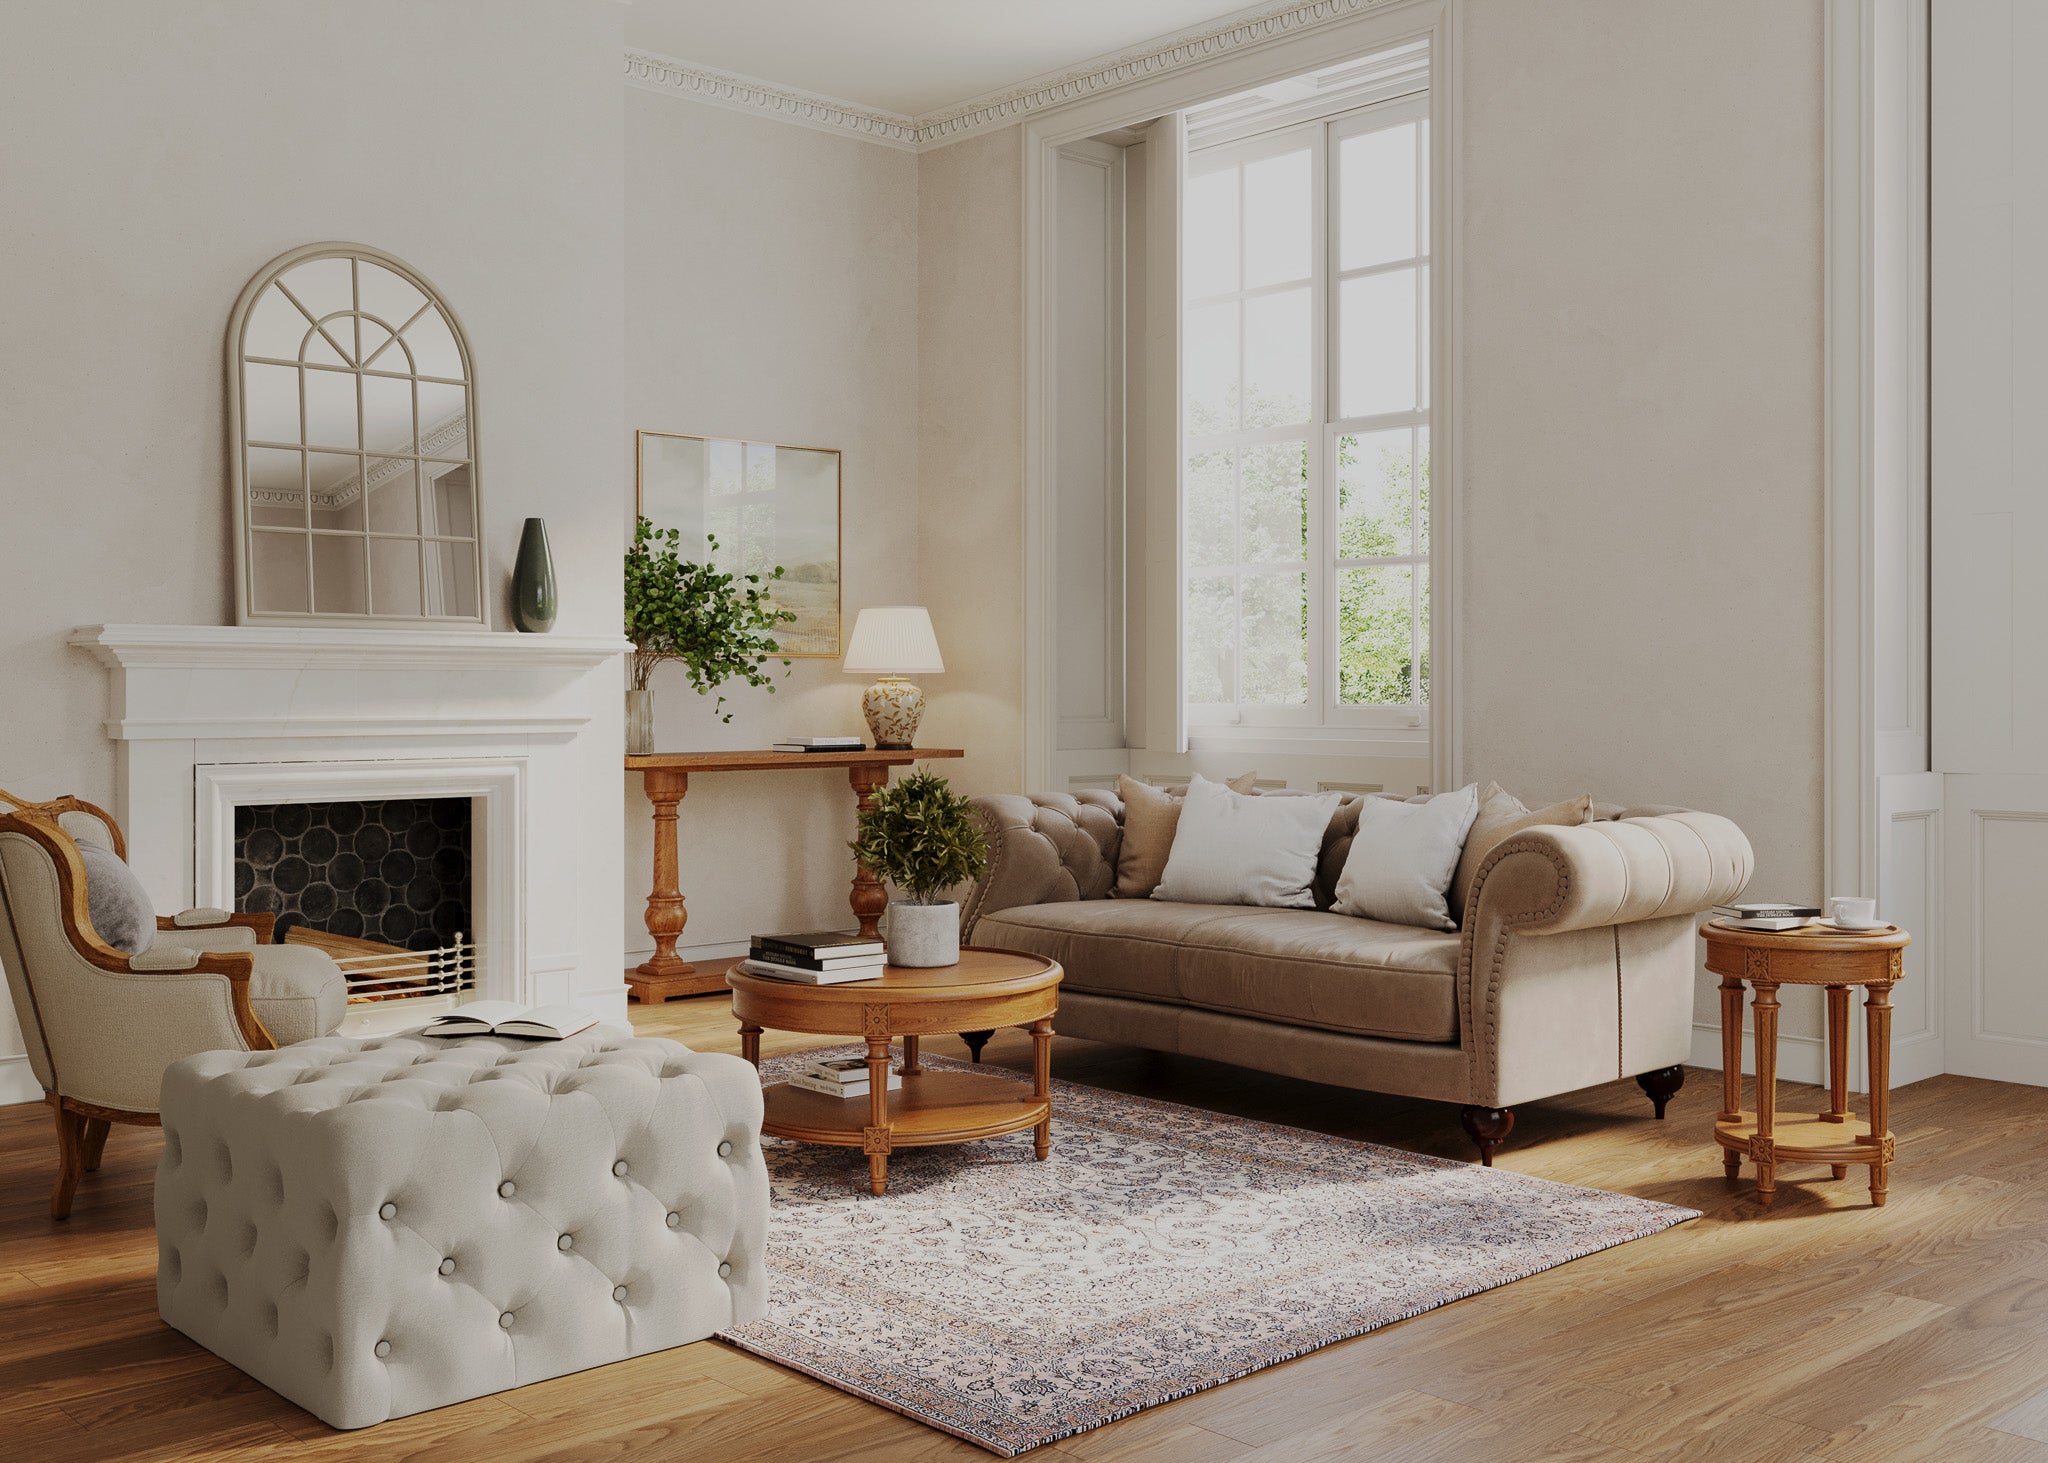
623, 92, 920, 961
0, 0, 628, 1095
1458, 0, 1826, 1037
917, 127, 1028, 799
908, 3, 1828, 1039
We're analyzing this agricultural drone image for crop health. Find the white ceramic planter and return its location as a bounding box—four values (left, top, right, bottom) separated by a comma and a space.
886, 900, 960, 968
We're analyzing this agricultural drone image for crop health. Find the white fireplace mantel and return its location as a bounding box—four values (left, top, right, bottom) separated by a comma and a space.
70, 622, 632, 1027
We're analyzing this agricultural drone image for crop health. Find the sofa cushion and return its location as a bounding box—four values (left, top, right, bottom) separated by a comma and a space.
79, 843, 155, 956
1153, 777, 1341, 909
1113, 772, 1255, 899
978, 900, 1459, 1044
1332, 783, 1481, 931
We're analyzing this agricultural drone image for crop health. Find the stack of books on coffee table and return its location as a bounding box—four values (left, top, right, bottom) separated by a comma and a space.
786, 1055, 903, 1099
732, 930, 888, 985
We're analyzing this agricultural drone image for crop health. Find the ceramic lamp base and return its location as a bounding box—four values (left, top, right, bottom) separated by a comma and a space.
862, 676, 925, 749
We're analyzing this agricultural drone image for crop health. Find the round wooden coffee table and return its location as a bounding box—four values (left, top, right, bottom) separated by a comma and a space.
727, 946, 1062, 1195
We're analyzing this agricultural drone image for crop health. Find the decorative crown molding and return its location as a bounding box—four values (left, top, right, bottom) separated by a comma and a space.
624, 0, 1404, 152
623, 51, 919, 150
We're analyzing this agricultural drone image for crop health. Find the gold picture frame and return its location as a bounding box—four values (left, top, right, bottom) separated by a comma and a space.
634, 429, 844, 658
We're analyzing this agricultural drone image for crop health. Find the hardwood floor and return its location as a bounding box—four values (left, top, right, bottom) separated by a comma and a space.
5, 998, 2046, 1461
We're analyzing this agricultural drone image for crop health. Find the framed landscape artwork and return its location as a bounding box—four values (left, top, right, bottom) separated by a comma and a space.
635, 429, 843, 657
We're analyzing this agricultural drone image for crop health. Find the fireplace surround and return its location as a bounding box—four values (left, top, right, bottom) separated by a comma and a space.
68, 623, 631, 1042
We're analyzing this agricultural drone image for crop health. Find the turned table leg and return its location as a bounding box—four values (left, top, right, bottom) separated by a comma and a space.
1720, 973, 1745, 1178
848, 765, 890, 943
1825, 983, 1852, 1178
900, 1035, 922, 1075
1031, 1018, 1053, 1160
633, 768, 694, 987
1751, 980, 1780, 1206
864, 1036, 893, 1196
1864, 981, 1895, 1207
738, 1021, 761, 1068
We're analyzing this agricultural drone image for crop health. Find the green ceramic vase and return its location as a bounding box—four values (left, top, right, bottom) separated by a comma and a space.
512, 517, 557, 633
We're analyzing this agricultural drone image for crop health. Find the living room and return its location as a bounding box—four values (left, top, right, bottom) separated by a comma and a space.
2, 0, 2043, 1458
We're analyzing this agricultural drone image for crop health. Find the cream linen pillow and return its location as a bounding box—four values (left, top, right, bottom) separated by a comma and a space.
1114, 771, 1256, 898
1331, 784, 1482, 931
1151, 775, 1341, 909
1448, 783, 1595, 926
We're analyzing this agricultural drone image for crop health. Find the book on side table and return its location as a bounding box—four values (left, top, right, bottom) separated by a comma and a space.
1711, 902, 1824, 932
419, 1001, 599, 1040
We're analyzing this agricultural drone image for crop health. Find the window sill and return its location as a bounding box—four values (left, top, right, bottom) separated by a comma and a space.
1185, 724, 1429, 760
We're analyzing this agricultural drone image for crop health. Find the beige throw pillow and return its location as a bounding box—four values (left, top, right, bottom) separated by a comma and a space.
1114, 771, 1256, 898
1449, 782, 1595, 925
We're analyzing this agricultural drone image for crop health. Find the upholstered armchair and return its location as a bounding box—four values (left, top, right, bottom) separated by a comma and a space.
0, 793, 347, 1218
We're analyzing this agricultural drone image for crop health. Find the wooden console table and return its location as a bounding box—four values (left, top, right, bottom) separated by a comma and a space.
624, 748, 964, 1002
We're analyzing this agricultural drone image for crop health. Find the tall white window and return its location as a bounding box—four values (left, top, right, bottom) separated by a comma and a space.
1183, 89, 1430, 733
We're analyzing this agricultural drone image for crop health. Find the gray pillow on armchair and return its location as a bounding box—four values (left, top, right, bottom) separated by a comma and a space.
79, 842, 156, 956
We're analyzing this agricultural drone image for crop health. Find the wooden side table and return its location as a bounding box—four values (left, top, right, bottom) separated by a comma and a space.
1699, 920, 1910, 1207
622, 747, 964, 1002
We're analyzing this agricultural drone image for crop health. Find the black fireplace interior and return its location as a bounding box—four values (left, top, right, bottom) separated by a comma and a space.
234, 798, 472, 951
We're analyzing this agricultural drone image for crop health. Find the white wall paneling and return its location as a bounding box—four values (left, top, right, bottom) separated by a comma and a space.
1942, 777, 2048, 1086
1051, 138, 1129, 781
1879, 771, 1943, 1088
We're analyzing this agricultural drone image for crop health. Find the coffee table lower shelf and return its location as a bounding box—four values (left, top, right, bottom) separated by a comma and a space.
1714, 1111, 1895, 1195
763, 1068, 1050, 1154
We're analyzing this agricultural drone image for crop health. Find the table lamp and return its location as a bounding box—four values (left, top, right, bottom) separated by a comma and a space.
842, 606, 944, 748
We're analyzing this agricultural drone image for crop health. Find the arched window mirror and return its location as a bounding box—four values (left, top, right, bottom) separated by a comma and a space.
229, 242, 484, 626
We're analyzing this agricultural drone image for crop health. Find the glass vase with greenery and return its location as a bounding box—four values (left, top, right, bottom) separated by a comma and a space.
852, 769, 989, 904
624, 516, 796, 726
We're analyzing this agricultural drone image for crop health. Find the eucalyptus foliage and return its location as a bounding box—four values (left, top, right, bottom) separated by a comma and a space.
625, 516, 795, 721
851, 768, 989, 905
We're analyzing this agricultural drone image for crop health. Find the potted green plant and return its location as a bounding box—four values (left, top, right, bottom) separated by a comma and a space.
851, 768, 989, 967
624, 516, 796, 753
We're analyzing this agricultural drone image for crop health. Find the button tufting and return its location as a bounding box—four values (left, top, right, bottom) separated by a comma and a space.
717, 1140, 734, 1158
665, 1212, 681, 1229
379, 1202, 397, 1220
611, 1159, 628, 1177
557, 1234, 573, 1252
375, 1340, 393, 1359
438, 1258, 456, 1276
499, 1311, 515, 1329
612, 1284, 628, 1302
498, 1180, 516, 1198
718, 1261, 732, 1278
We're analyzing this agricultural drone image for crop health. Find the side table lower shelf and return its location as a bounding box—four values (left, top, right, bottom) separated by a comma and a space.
1715, 1111, 1896, 1206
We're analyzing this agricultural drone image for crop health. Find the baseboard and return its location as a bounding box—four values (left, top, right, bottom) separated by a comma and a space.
624, 939, 749, 965
1688, 1022, 1829, 1087
0, 1053, 44, 1108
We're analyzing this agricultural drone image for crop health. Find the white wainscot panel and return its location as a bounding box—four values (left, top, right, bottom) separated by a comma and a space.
1879, 771, 1942, 1087
1944, 774, 2048, 1087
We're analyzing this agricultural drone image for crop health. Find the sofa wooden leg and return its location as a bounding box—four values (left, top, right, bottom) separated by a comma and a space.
51, 1101, 86, 1221
80, 1116, 111, 1173
961, 1030, 993, 1063
1459, 1105, 1515, 1166
1636, 1065, 1685, 1119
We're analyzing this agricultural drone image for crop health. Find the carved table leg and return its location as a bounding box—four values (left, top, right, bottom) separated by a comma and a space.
1751, 980, 1780, 1206
1864, 981, 1894, 1207
631, 768, 694, 993
961, 1030, 993, 1063
1031, 1018, 1053, 1161
1825, 982, 1851, 1177
1459, 1106, 1515, 1167
738, 1021, 761, 1068
848, 765, 890, 943
864, 1035, 893, 1196
1720, 972, 1745, 1179
899, 1035, 922, 1075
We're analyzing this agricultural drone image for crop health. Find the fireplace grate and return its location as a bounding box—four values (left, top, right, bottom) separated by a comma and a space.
281, 928, 476, 1004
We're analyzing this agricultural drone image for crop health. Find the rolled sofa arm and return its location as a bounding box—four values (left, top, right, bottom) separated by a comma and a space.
1468, 810, 1753, 936
961, 793, 1122, 940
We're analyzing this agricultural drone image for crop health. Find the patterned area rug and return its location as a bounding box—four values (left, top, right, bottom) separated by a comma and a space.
721, 1050, 1696, 1457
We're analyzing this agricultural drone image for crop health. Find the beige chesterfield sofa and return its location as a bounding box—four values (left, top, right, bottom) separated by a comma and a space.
961, 789, 1752, 1163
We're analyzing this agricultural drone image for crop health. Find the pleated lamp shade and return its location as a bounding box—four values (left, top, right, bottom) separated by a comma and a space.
842, 607, 945, 676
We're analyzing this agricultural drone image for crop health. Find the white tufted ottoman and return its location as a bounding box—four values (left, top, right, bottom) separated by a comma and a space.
154, 1028, 767, 1430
